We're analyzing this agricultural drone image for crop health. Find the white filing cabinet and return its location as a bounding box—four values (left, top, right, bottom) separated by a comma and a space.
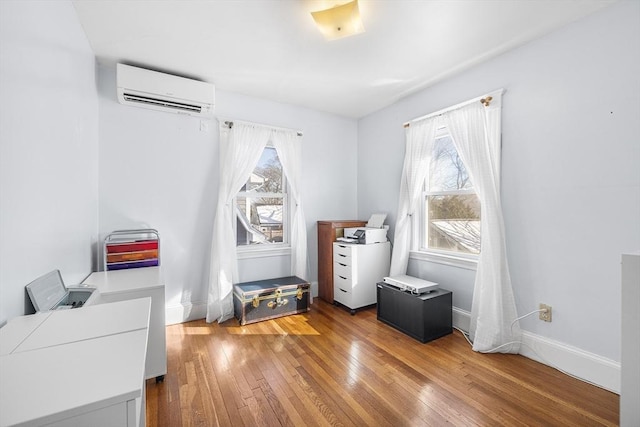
83, 267, 167, 382
333, 242, 390, 314
0, 299, 150, 427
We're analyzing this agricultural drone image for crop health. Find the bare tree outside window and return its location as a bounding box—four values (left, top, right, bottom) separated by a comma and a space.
425, 134, 480, 254
236, 147, 286, 246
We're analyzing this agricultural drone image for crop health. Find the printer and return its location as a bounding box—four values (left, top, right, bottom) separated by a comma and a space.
344, 227, 388, 244
343, 213, 388, 244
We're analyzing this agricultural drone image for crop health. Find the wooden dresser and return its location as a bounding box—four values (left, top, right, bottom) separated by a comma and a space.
317, 220, 366, 303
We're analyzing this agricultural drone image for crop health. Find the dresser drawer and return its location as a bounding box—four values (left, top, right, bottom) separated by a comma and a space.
333, 278, 353, 307
334, 273, 353, 292
333, 261, 351, 279
333, 243, 352, 257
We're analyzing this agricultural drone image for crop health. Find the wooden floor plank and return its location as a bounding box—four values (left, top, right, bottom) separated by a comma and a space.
147, 300, 619, 426
257, 339, 334, 426
192, 336, 233, 426
294, 363, 360, 427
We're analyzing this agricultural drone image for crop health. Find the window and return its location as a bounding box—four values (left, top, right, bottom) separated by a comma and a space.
235, 146, 288, 247
422, 130, 480, 255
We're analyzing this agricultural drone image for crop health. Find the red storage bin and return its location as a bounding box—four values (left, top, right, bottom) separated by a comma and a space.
104, 229, 160, 271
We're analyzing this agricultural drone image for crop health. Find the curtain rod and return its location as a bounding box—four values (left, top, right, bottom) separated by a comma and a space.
219, 118, 303, 137
403, 88, 504, 128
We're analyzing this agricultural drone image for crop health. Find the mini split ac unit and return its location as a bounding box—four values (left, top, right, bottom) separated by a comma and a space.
116, 63, 214, 117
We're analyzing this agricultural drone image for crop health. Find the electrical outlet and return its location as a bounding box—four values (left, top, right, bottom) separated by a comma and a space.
539, 303, 552, 322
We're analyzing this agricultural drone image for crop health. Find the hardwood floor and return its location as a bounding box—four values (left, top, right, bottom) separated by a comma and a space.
146, 300, 618, 426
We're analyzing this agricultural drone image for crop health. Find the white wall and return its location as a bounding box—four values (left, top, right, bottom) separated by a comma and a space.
97, 65, 358, 323
0, 0, 99, 325
358, 0, 639, 371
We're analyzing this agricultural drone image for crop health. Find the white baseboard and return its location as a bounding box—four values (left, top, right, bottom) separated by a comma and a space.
519, 331, 620, 394
165, 301, 207, 325
453, 307, 471, 332
452, 307, 620, 394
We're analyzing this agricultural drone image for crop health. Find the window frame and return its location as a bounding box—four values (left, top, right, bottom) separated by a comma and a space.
234, 144, 291, 256
413, 127, 479, 270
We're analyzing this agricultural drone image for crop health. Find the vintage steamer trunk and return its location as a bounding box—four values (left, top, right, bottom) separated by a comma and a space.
233, 276, 310, 325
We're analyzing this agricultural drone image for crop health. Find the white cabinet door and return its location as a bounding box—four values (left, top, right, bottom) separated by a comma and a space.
621, 252, 640, 427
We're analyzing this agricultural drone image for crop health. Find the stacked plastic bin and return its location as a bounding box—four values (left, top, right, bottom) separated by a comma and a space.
104, 229, 160, 271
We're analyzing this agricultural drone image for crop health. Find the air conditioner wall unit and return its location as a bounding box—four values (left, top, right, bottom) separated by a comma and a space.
116, 63, 214, 117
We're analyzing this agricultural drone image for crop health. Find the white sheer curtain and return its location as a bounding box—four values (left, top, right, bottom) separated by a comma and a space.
389, 118, 439, 276
272, 132, 308, 280
445, 91, 520, 353
206, 121, 306, 323
390, 90, 519, 353
207, 122, 269, 323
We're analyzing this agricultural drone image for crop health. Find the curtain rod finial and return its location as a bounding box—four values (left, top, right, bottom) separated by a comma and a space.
480, 96, 493, 107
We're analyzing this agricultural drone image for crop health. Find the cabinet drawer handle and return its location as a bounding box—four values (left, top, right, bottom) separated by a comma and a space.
338, 263, 347, 267
339, 288, 347, 293
338, 275, 347, 280
338, 254, 346, 257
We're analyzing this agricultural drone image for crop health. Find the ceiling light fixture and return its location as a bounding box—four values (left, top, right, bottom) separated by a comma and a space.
311, 0, 365, 41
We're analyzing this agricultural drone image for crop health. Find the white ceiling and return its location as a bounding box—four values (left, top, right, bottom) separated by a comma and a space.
72, 0, 615, 118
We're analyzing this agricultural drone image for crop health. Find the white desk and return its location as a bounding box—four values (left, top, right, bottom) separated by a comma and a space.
0, 312, 50, 356
13, 298, 150, 353
83, 267, 166, 381
0, 299, 150, 427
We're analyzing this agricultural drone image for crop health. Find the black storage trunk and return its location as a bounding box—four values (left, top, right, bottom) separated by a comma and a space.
233, 276, 311, 325
376, 282, 452, 343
